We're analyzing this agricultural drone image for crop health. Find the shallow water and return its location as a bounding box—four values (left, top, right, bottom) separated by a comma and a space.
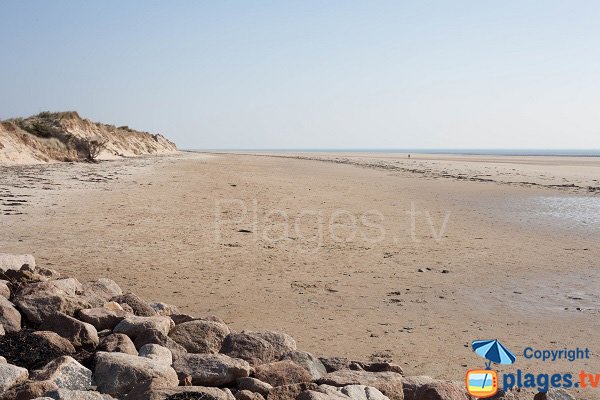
512, 195, 600, 233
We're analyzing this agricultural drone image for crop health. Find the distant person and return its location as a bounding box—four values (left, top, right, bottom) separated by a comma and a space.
408, 154, 411, 159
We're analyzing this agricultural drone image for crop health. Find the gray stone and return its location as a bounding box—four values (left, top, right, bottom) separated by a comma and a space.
254, 360, 313, 387
14, 282, 91, 324
0, 380, 58, 400
249, 331, 296, 358
97, 333, 138, 355
0, 296, 21, 333
94, 351, 178, 397
172, 353, 251, 386
111, 293, 156, 316
113, 315, 174, 338
126, 378, 235, 400
30, 356, 93, 391
319, 357, 351, 373
149, 301, 180, 316
237, 377, 273, 397
0, 253, 35, 272
317, 370, 404, 400
40, 312, 99, 349
0, 363, 29, 391
78, 307, 128, 331
402, 376, 436, 400
32, 331, 76, 354
139, 344, 173, 365
169, 319, 230, 353
83, 278, 122, 308
220, 332, 275, 366
281, 351, 327, 380
268, 383, 319, 400
235, 389, 266, 400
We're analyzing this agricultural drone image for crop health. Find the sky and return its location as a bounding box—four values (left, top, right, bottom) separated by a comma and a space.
1, 1, 599, 150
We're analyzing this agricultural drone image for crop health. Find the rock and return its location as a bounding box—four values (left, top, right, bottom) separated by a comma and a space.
103, 301, 123, 311
111, 293, 156, 316
3, 269, 47, 284
402, 376, 436, 400
32, 332, 76, 354
317, 370, 404, 400
139, 344, 173, 365
0, 253, 35, 272
0, 357, 5, 364
0, 330, 73, 370
235, 389, 266, 400
248, 331, 296, 358
134, 329, 187, 361
149, 302, 180, 316
0, 325, 4, 337
332, 385, 389, 400
254, 360, 312, 387
94, 351, 178, 397
30, 356, 92, 391
362, 362, 403, 375
237, 377, 273, 397
169, 319, 230, 354
45, 279, 83, 296
126, 378, 234, 400
83, 279, 122, 308
0, 380, 58, 400
45, 389, 117, 399
267, 383, 319, 400
0, 280, 10, 299
97, 333, 138, 355
170, 314, 197, 325
546, 389, 577, 400
0, 363, 29, 391
36, 267, 61, 279
319, 357, 351, 373
220, 332, 275, 366
78, 307, 128, 331
281, 351, 327, 380
406, 380, 467, 400
14, 282, 91, 324
40, 312, 99, 349
113, 316, 174, 338
0, 297, 21, 333
172, 353, 251, 386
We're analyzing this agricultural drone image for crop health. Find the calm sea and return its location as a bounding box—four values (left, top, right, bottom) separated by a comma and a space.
198, 149, 600, 157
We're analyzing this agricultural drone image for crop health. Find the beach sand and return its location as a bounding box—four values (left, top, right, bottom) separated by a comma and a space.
1, 152, 599, 387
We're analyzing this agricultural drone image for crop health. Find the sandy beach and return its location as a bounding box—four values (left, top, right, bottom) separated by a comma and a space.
1, 152, 599, 387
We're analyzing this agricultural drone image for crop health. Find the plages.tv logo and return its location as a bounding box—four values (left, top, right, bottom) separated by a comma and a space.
466, 339, 517, 398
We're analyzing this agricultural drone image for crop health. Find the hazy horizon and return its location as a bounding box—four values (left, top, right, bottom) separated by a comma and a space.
2, 1, 600, 150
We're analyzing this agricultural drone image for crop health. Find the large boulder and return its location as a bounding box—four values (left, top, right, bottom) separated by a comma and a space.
134, 329, 187, 361
0, 296, 21, 333
126, 379, 235, 400
97, 333, 138, 355
317, 370, 404, 400
172, 353, 251, 386
402, 376, 436, 400
14, 282, 90, 324
254, 360, 313, 387
0, 254, 35, 272
111, 293, 156, 317
220, 332, 275, 366
32, 332, 76, 354
40, 313, 99, 349
248, 331, 296, 359
404, 380, 468, 400
169, 319, 230, 353
0, 330, 74, 370
319, 357, 351, 373
30, 356, 93, 391
0, 363, 28, 392
237, 377, 273, 397
308, 384, 390, 400
281, 351, 327, 380
149, 302, 180, 316
139, 344, 173, 366
235, 390, 266, 400
113, 316, 174, 338
94, 351, 178, 397
78, 307, 128, 331
83, 279, 122, 308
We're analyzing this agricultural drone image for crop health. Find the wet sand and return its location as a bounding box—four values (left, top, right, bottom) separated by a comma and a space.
1, 152, 599, 389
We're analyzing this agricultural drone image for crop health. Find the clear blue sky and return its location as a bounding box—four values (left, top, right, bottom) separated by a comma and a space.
2, 1, 599, 149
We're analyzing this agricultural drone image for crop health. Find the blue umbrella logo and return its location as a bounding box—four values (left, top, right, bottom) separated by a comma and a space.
472, 339, 516, 369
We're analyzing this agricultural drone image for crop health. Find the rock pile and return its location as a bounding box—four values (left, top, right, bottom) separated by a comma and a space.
0, 254, 563, 400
